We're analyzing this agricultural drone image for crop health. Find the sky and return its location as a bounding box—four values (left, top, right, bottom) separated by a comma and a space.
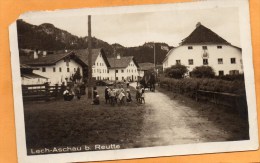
21, 7, 240, 47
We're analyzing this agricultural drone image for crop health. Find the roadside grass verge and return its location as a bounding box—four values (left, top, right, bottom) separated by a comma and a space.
23, 86, 145, 151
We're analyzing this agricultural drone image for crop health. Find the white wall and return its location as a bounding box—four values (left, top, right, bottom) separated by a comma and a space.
32, 59, 82, 85
92, 53, 109, 80
107, 60, 139, 81
163, 44, 243, 75
21, 77, 48, 85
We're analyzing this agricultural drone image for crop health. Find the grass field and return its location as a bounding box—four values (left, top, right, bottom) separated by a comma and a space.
23, 85, 146, 152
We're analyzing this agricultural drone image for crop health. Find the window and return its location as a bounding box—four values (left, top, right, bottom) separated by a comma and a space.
132, 70, 133, 73
176, 60, 181, 64
67, 68, 70, 72
231, 58, 236, 64
218, 58, 223, 64
229, 70, 239, 75
217, 46, 222, 49
59, 67, 62, 72
122, 77, 124, 80
202, 46, 207, 50
188, 59, 193, 65
116, 77, 118, 80
188, 46, 193, 50
42, 67, 46, 72
116, 70, 118, 73
74, 68, 76, 72
97, 62, 99, 66
203, 59, 208, 65
53, 67, 56, 72
219, 71, 224, 76
121, 69, 124, 73
107, 70, 109, 73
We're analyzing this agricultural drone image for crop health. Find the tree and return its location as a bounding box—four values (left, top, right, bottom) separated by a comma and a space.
164, 64, 188, 79
190, 66, 215, 78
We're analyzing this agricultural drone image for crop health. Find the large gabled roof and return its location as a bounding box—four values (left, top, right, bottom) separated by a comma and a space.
107, 56, 139, 69
20, 51, 73, 66
138, 62, 154, 71
20, 50, 88, 67
75, 49, 110, 67
180, 23, 230, 45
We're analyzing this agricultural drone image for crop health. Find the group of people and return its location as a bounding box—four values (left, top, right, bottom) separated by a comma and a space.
63, 82, 147, 105
91, 84, 146, 106
63, 83, 83, 101
103, 85, 132, 106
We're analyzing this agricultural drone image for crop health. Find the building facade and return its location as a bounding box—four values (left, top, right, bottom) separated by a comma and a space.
75, 49, 110, 81
20, 64, 48, 85
107, 54, 139, 81
20, 51, 87, 85
163, 23, 243, 76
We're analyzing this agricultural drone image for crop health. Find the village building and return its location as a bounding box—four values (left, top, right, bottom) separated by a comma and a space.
20, 51, 87, 85
75, 49, 110, 81
138, 62, 155, 77
20, 64, 48, 85
163, 22, 243, 76
107, 54, 139, 81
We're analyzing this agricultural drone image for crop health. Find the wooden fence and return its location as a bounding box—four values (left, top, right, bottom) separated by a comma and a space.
160, 83, 248, 119
22, 83, 65, 101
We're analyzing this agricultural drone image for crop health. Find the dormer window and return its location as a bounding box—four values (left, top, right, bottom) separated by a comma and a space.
188, 46, 193, 50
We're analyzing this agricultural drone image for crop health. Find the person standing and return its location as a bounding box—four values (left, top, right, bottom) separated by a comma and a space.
126, 89, 132, 103
140, 86, 145, 104
105, 86, 110, 104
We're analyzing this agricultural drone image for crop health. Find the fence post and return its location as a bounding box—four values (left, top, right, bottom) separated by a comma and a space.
44, 83, 49, 101
55, 84, 58, 97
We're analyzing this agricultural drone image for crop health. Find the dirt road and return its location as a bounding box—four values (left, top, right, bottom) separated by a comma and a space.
131, 83, 248, 147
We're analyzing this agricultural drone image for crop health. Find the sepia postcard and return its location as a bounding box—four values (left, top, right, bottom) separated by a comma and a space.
9, 0, 258, 162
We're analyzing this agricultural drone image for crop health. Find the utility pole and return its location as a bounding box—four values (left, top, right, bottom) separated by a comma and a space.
87, 15, 92, 99
114, 48, 116, 84
154, 42, 156, 71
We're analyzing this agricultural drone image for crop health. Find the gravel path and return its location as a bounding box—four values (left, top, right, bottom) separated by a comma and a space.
131, 83, 235, 147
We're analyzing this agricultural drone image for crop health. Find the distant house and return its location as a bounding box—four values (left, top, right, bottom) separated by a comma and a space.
107, 54, 139, 81
163, 22, 243, 76
20, 50, 88, 85
138, 62, 155, 77
20, 64, 48, 85
75, 49, 110, 80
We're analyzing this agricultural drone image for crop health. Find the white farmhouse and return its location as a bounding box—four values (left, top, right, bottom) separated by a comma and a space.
107, 54, 139, 81
75, 49, 110, 80
20, 51, 87, 85
20, 64, 48, 85
163, 22, 243, 76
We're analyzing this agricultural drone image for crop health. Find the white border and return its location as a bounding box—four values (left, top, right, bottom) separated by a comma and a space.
9, 0, 258, 163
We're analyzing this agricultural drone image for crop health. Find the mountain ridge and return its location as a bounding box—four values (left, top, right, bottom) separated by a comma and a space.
17, 19, 173, 64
